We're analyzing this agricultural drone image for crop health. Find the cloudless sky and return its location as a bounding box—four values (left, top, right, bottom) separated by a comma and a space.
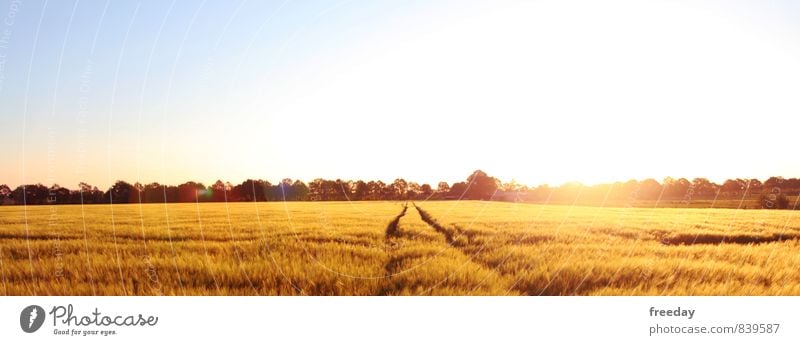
1, 0, 799, 189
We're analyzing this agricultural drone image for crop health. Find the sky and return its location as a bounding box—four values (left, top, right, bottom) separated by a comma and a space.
1, 0, 799, 189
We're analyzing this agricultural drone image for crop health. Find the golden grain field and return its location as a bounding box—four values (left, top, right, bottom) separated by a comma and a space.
0, 201, 798, 295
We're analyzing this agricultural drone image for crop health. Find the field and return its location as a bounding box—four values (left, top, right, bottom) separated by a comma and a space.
1, 201, 799, 295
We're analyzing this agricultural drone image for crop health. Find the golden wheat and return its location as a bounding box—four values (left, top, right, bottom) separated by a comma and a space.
0, 200, 798, 295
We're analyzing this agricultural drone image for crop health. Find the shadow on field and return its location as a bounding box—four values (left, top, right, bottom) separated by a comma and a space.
661, 233, 800, 245
113, 233, 259, 242
0, 233, 80, 241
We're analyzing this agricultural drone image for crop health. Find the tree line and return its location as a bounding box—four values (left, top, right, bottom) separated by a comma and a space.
1, 171, 798, 209
513, 176, 798, 209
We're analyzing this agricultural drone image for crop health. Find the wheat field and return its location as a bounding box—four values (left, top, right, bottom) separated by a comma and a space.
0, 201, 798, 295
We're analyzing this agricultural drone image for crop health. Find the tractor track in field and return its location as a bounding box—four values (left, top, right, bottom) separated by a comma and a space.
384, 203, 408, 240
379, 203, 409, 295
413, 204, 506, 274
382, 203, 517, 295
414, 203, 472, 248
412, 204, 527, 295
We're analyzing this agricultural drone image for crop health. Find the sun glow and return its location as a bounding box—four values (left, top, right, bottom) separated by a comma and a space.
4, 0, 800, 188
248, 0, 800, 186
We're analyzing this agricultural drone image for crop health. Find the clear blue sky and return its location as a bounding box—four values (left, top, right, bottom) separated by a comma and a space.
2, 0, 799, 189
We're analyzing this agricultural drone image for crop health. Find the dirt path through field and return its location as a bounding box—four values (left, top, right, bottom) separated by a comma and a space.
412, 203, 525, 294
377, 203, 513, 295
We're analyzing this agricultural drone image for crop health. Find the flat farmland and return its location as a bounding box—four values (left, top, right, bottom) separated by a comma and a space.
1, 201, 799, 295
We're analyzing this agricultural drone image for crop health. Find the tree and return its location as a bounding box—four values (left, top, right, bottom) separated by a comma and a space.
15, 184, 49, 204
463, 170, 499, 200
419, 184, 433, 198
50, 184, 72, 204
721, 179, 746, 197
232, 179, 269, 202
691, 178, 717, 197
143, 183, 165, 203
177, 181, 206, 202
638, 179, 662, 199
663, 177, 690, 199
390, 179, 408, 200
291, 180, 309, 201
759, 191, 790, 210
747, 179, 763, 194
106, 181, 136, 203
334, 179, 351, 200
449, 182, 468, 199
0, 184, 11, 204
164, 185, 179, 203
501, 180, 522, 192
407, 182, 421, 200
77, 182, 105, 204
308, 179, 325, 201
272, 178, 292, 201
436, 182, 450, 197
4, 171, 795, 206
763, 176, 785, 188
353, 180, 369, 200
528, 184, 552, 201
308, 179, 346, 201
209, 180, 229, 202
367, 181, 385, 200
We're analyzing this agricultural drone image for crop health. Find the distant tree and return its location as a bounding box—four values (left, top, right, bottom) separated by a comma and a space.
552, 182, 582, 202
663, 177, 690, 199
210, 180, 229, 202
0, 184, 11, 204
390, 179, 408, 200
721, 179, 747, 197
407, 182, 421, 200
291, 180, 309, 201
6, 171, 800, 206
12, 184, 40, 204
579, 183, 608, 201
308, 179, 345, 201
621, 179, 641, 199
49, 184, 71, 204
232, 180, 251, 202
273, 178, 292, 201
501, 180, 522, 192
106, 181, 136, 203
266, 180, 286, 201
353, 180, 369, 201
232, 179, 269, 202
763, 176, 785, 189
747, 179, 763, 194
142, 183, 165, 203
419, 184, 433, 198
463, 170, 499, 200
759, 191, 790, 210
436, 182, 450, 197
308, 179, 325, 201
78, 182, 93, 194
691, 178, 718, 197
77, 182, 105, 204
638, 179, 662, 199
335, 179, 351, 200
164, 185, 179, 202
131, 183, 145, 203
258, 180, 272, 201
367, 181, 385, 200
449, 182, 468, 199
177, 181, 206, 202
